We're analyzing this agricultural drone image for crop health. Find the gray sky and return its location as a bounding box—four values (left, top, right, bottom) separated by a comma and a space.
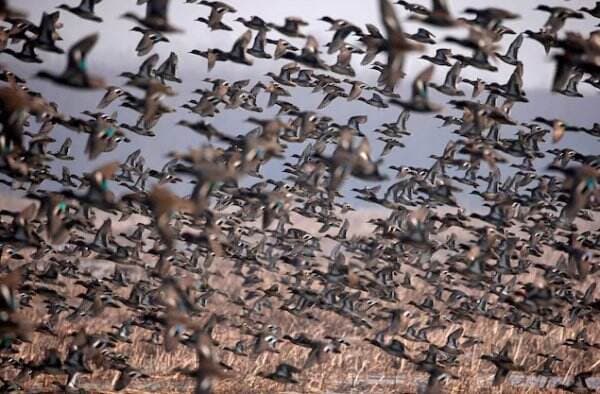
14, 0, 600, 89
3, 0, 600, 209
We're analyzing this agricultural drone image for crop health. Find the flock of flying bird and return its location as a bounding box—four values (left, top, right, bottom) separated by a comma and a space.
0, 0, 599, 392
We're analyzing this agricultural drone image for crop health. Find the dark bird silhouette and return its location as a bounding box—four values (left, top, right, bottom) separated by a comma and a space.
37, 33, 105, 88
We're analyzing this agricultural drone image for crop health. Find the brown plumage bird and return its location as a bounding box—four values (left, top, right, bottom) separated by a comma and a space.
147, 185, 195, 250
549, 165, 599, 226
379, 0, 423, 89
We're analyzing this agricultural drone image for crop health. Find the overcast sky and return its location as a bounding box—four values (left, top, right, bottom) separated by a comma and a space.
3, 0, 600, 210
14, 0, 600, 89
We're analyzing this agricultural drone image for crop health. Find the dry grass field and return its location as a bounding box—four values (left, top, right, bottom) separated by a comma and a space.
1, 196, 599, 394
12, 270, 600, 394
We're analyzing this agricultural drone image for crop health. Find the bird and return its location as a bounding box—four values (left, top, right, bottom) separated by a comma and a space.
378, 0, 424, 89
131, 27, 169, 56
2, 39, 43, 63
196, 1, 236, 31
429, 61, 465, 96
496, 33, 523, 65
258, 363, 301, 384
481, 341, 524, 386
390, 65, 440, 112
320, 16, 362, 54
580, 2, 600, 19
37, 33, 105, 89
556, 371, 595, 393
97, 86, 128, 109
113, 365, 149, 391
58, 0, 104, 22
122, 0, 182, 32
536, 5, 583, 35
420, 48, 452, 66
548, 165, 599, 226
268, 17, 308, 38
247, 28, 271, 59
409, 0, 461, 27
